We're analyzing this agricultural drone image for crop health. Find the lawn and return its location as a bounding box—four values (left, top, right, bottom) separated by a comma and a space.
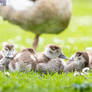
0, 0, 92, 92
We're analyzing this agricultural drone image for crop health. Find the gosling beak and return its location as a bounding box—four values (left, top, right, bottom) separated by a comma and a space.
59, 53, 68, 60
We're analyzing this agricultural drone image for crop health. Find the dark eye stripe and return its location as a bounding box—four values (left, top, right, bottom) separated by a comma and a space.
31, 0, 36, 2
51, 48, 56, 50
5, 48, 8, 50
49, 51, 53, 53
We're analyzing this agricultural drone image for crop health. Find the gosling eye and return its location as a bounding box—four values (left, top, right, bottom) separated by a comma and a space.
78, 57, 81, 60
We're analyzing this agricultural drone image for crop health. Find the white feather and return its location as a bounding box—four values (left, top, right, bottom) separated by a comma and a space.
7, 0, 34, 11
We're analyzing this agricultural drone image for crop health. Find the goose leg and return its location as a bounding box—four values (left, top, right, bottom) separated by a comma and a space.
33, 34, 39, 50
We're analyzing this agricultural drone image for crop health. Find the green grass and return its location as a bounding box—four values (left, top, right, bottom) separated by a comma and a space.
0, 0, 92, 92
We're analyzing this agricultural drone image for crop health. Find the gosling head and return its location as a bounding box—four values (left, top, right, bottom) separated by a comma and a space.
1, 43, 16, 59
44, 44, 68, 59
69, 51, 89, 65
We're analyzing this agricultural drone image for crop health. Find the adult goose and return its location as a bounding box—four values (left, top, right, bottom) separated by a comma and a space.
0, 0, 72, 50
